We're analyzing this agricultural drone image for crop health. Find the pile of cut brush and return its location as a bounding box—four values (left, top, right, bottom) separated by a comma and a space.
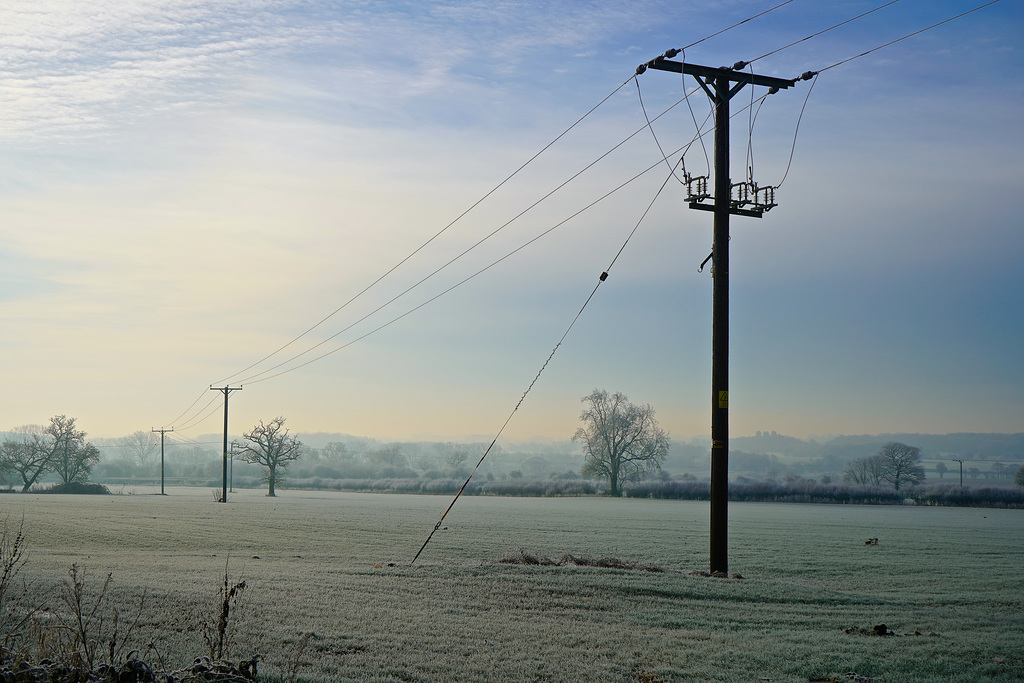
499, 549, 666, 573
0, 654, 258, 683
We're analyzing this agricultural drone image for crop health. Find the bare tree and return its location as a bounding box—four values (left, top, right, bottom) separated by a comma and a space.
239, 417, 303, 497
119, 430, 159, 473
369, 443, 407, 469
321, 442, 355, 464
0, 437, 50, 492
934, 462, 948, 479
842, 454, 886, 487
573, 389, 669, 497
0, 416, 98, 490
436, 442, 470, 476
46, 415, 100, 485
876, 441, 925, 490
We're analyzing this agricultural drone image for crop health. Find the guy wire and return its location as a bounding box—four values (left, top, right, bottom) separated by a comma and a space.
411, 162, 680, 565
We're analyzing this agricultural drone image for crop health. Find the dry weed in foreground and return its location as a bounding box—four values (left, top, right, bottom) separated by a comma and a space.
58, 563, 147, 669
498, 548, 666, 573
202, 560, 247, 661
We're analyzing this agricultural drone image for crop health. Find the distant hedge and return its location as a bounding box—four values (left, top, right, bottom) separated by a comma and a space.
284, 476, 1023, 508
286, 477, 604, 497
622, 480, 1024, 508
37, 481, 112, 495
906, 484, 1024, 508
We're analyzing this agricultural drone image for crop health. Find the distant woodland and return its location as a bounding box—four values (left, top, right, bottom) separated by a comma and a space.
1, 428, 1021, 497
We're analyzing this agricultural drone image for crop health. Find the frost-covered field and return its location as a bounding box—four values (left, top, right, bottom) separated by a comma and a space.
2, 488, 1022, 682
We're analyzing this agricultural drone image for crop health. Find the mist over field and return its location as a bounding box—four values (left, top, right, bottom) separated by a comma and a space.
2, 0, 1023, 680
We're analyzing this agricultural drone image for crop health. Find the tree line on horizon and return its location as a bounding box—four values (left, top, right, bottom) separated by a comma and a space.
2, 398, 1022, 500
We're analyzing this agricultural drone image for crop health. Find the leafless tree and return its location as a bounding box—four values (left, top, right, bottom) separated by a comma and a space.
573, 389, 669, 497
436, 442, 470, 475
240, 417, 303, 497
0, 437, 50, 492
46, 415, 100, 485
119, 430, 159, 473
321, 442, 355, 464
0, 416, 98, 490
842, 454, 886, 487
369, 443, 407, 469
876, 441, 925, 490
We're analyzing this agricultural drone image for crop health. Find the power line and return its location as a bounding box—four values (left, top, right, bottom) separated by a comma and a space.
165, 388, 209, 429
173, 397, 223, 432
234, 93, 707, 385
743, 0, 902, 67
243, 95, 773, 387
238, 157, 671, 387
211, 78, 635, 388
159, 1, 812, 424
205, 1, 804, 390
776, 73, 818, 188
677, 1, 796, 52
816, 0, 1004, 73
765, 0, 1006, 185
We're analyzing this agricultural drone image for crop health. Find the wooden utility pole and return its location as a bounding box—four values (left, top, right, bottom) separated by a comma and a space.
952, 459, 964, 488
210, 386, 242, 503
152, 427, 173, 495
638, 52, 800, 575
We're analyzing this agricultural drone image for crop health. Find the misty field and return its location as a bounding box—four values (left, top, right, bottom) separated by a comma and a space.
1, 488, 1021, 682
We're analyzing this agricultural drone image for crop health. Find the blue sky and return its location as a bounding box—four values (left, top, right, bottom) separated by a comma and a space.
1, 0, 1021, 442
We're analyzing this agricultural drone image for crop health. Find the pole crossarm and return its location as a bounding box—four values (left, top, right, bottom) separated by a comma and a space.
637, 55, 799, 94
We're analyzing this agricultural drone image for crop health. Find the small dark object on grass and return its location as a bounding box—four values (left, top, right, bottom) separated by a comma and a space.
872, 624, 889, 636
864, 538, 879, 545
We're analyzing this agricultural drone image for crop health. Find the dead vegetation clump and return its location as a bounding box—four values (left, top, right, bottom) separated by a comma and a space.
0, 519, 260, 683
0, 655, 258, 682
499, 549, 666, 573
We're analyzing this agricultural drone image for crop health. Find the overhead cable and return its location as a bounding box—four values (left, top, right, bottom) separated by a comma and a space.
173, 397, 222, 432
241, 95, 772, 386
678, 0, 795, 52
161, 0, 810, 424
776, 73, 818, 188
165, 388, 210, 430
235, 93, 705, 385
211, 78, 634, 388
209, 0, 801, 390
743, 0, 902, 67
816, 0, 1004, 73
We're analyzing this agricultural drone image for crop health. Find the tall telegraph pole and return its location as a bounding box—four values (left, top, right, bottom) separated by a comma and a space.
210, 386, 242, 503
638, 52, 801, 574
152, 427, 173, 495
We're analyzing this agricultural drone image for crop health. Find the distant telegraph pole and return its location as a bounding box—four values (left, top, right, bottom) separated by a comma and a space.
210, 386, 242, 503
230, 440, 240, 493
152, 427, 173, 495
638, 52, 806, 575
952, 459, 964, 488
